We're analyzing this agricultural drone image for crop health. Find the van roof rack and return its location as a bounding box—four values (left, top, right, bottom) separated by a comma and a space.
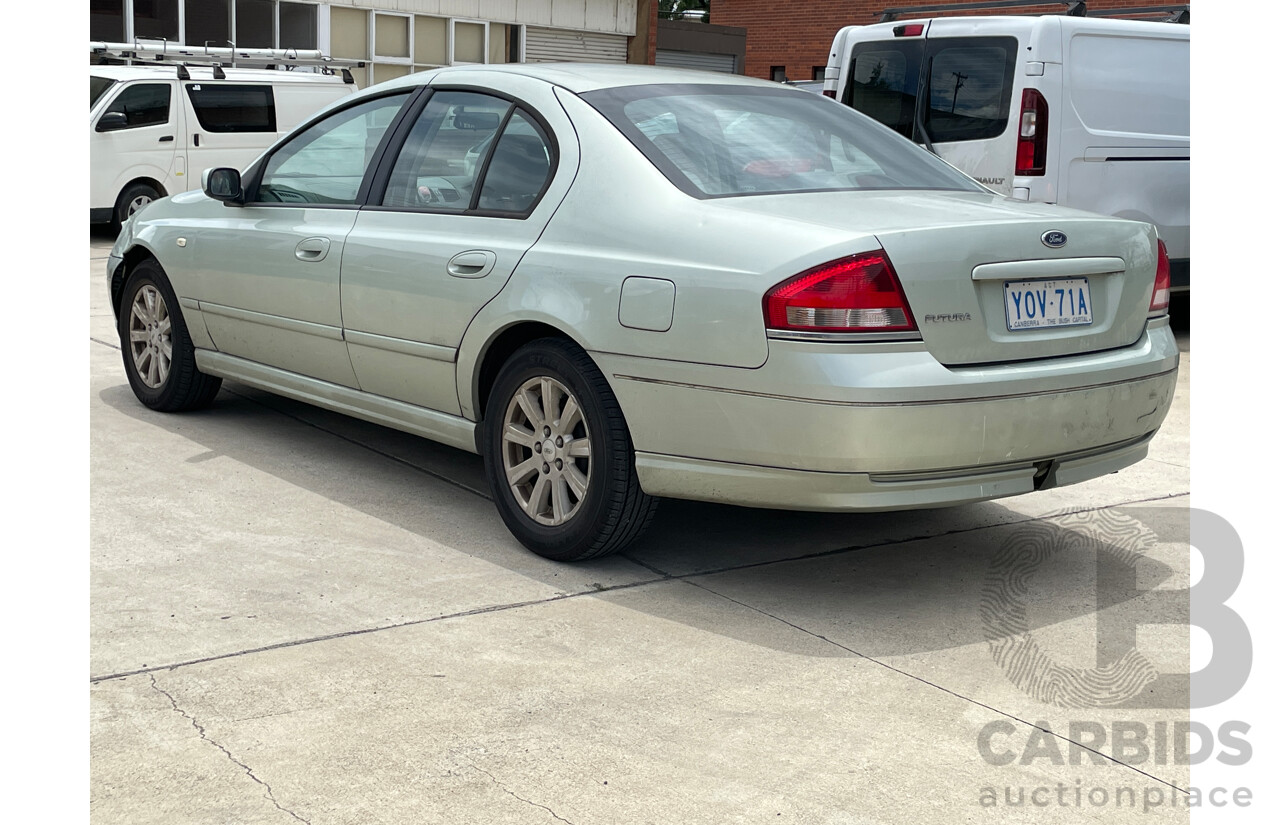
878, 2, 1189, 23
89, 40, 366, 81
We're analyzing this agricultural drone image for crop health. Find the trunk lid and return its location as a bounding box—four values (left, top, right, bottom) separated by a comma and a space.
715, 189, 1158, 366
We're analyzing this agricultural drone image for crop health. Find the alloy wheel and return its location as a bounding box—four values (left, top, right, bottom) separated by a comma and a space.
128, 284, 172, 389
501, 376, 593, 526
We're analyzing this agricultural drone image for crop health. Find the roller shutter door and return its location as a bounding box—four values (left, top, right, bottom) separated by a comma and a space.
655, 49, 737, 74
524, 27, 628, 63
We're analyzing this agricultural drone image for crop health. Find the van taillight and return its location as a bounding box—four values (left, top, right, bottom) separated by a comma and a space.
893, 24, 925, 36
1016, 88, 1049, 176
822, 88, 836, 98
1150, 240, 1171, 315
764, 251, 917, 333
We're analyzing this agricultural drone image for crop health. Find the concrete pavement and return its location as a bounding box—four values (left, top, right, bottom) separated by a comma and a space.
91, 232, 1195, 823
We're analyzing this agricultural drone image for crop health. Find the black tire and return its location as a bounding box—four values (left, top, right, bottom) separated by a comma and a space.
118, 259, 222, 412
483, 338, 658, 561
116, 182, 161, 227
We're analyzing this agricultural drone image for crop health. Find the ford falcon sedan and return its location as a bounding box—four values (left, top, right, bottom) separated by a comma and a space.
108, 64, 1178, 561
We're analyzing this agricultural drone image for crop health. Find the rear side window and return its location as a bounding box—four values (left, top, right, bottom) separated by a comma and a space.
477, 113, 554, 214
923, 37, 1017, 142
101, 83, 171, 128
185, 83, 276, 133
845, 41, 922, 140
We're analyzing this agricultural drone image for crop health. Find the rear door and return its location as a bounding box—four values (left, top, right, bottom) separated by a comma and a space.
339, 77, 576, 416
181, 81, 278, 187
841, 22, 1027, 196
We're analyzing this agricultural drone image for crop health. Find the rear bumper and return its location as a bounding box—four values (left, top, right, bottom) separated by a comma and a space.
635, 432, 1155, 511
598, 319, 1179, 511
90, 207, 114, 224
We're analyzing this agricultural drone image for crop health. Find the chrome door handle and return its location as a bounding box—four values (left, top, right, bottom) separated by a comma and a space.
295, 237, 331, 262
446, 250, 496, 279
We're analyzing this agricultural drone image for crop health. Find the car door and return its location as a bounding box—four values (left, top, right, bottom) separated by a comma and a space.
90, 79, 184, 208
187, 90, 416, 387
181, 81, 278, 189
339, 87, 566, 415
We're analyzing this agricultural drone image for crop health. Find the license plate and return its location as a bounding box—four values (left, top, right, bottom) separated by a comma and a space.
1003, 278, 1093, 331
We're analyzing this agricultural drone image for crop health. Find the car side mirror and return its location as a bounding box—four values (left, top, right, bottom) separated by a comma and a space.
202, 167, 243, 204
96, 111, 129, 132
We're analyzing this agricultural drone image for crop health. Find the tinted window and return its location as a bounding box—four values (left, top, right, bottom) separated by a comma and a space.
846, 41, 922, 140
924, 38, 1017, 143
90, 76, 117, 109
583, 84, 981, 199
101, 83, 171, 129
381, 92, 511, 211
185, 83, 276, 133
257, 93, 411, 205
477, 112, 554, 214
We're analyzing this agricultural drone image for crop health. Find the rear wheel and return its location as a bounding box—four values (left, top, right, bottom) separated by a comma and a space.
483, 338, 658, 561
118, 259, 222, 411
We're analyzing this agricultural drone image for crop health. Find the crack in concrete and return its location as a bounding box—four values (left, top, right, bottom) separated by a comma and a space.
468, 761, 575, 824
148, 675, 311, 824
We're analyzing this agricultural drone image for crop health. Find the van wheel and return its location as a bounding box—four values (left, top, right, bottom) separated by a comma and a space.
117, 182, 160, 225
119, 259, 222, 411
483, 338, 658, 561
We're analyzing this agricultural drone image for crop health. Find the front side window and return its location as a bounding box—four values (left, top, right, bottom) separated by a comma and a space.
100, 83, 171, 129
923, 38, 1017, 143
257, 92, 411, 205
583, 84, 982, 199
185, 83, 275, 133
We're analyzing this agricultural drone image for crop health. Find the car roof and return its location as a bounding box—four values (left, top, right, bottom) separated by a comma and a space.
378, 62, 787, 95
88, 64, 348, 84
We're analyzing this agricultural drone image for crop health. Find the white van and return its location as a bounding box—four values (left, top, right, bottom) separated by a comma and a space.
90, 65, 355, 225
823, 15, 1190, 289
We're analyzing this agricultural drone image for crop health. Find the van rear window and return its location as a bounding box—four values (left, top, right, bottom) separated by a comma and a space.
846, 42, 922, 140
923, 38, 1017, 143
184, 83, 276, 133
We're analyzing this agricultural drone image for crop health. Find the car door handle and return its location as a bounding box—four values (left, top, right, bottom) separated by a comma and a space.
193, 133, 200, 147
446, 250, 496, 279
295, 237, 331, 262
158, 135, 174, 142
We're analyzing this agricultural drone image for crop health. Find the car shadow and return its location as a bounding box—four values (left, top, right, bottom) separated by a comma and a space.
96, 378, 1182, 662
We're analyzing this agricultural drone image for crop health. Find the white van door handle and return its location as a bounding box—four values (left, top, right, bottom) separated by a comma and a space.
446, 250, 496, 279
295, 237, 331, 262
158, 135, 174, 142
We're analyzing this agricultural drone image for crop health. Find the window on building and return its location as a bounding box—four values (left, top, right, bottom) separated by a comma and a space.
134, 0, 179, 42
454, 22, 486, 64
186, 0, 230, 49
91, 0, 125, 42
258, 92, 413, 205
770, 66, 787, 83
812, 67, 825, 81
279, 2, 318, 50
185, 83, 276, 132
414, 16, 448, 69
100, 83, 172, 129
331, 5, 370, 85
235, 0, 275, 48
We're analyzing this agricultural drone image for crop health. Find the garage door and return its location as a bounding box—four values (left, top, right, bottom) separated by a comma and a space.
524, 27, 628, 63
655, 49, 737, 73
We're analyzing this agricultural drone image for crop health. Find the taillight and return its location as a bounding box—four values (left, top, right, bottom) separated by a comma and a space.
1016, 88, 1049, 176
893, 24, 925, 36
822, 88, 836, 98
764, 251, 917, 333
1150, 240, 1171, 315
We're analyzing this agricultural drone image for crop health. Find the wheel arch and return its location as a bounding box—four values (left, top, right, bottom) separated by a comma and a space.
115, 177, 168, 214
468, 321, 578, 437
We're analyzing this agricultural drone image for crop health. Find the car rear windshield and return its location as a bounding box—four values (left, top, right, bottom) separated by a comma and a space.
90, 75, 116, 109
580, 84, 982, 199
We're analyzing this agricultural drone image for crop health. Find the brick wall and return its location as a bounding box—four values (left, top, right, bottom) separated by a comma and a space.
711, 1, 1182, 80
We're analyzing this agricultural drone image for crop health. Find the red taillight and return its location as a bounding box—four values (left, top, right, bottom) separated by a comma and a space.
822, 88, 836, 98
894, 24, 925, 36
1015, 88, 1049, 176
764, 251, 917, 333
1150, 240, 1171, 315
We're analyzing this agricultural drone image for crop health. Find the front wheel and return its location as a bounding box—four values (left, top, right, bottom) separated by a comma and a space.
116, 182, 160, 226
118, 259, 222, 411
483, 339, 658, 561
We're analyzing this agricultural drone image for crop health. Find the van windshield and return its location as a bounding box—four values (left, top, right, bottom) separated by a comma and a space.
580, 83, 982, 199
90, 76, 116, 109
